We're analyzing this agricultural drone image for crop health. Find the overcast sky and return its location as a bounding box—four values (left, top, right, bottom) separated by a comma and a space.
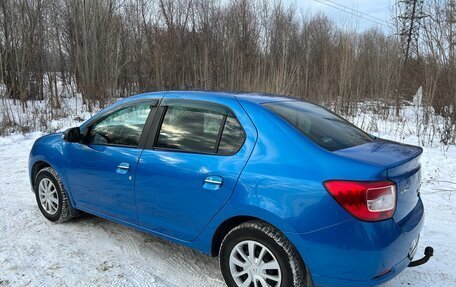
295, 0, 394, 32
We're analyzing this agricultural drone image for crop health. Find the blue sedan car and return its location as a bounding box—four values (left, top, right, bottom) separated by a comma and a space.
29, 91, 429, 287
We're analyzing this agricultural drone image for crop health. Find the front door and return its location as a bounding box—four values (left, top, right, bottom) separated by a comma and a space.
66, 101, 156, 223
135, 96, 256, 241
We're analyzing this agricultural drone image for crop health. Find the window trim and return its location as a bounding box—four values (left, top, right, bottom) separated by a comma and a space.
214, 114, 228, 153
81, 99, 159, 149
145, 99, 246, 156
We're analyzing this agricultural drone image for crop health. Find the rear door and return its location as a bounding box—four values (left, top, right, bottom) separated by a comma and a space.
135, 95, 256, 241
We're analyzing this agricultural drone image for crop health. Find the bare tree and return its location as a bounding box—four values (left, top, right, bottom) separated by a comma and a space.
0, 0, 454, 143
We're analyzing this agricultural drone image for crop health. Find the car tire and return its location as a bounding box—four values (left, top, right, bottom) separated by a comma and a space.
219, 220, 310, 287
34, 167, 78, 223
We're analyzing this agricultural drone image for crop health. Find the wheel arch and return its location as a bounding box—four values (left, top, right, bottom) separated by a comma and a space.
31, 160, 52, 190
29, 157, 76, 209
210, 215, 300, 259
211, 215, 258, 257
214, 216, 312, 286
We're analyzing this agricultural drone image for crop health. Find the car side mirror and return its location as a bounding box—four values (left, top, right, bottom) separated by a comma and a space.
63, 127, 81, 143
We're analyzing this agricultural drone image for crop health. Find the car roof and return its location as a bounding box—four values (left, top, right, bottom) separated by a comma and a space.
80, 91, 298, 131
128, 90, 296, 104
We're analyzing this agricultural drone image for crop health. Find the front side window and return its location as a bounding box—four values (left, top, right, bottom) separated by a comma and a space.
264, 101, 374, 151
155, 104, 245, 154
88, 103, 152, 147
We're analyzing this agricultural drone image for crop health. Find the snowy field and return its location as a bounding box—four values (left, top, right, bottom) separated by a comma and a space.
0, 100, 455, 287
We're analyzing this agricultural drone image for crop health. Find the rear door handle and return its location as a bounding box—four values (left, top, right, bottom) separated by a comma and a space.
116, 162, 130, 174
203, 176, 223, 190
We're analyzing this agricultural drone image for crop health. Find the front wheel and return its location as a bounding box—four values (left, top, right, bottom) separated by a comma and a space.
34, 167, 78, 222
219, 220, 309, 287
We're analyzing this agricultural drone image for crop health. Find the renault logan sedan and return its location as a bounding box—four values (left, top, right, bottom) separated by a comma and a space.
29, 91, 430, 287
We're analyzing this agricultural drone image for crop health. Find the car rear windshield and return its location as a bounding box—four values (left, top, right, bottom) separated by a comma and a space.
263, 101, 374, 151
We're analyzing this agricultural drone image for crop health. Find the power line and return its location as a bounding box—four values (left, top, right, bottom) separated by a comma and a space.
314, 0, 393, 28
315, 0, 390, 27
320, 0, 392, 26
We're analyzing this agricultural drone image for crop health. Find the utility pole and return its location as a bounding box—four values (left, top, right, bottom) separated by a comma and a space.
397, 0, 426, 61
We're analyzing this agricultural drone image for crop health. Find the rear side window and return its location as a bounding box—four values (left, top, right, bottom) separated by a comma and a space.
264, 101, 373, 151
155, 104, 245, 155
218, 115, 245, 155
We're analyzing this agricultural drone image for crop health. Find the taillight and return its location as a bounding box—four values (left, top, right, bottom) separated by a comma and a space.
323, 180, 396, 221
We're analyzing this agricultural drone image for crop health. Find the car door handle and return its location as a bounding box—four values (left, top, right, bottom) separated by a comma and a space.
203, 176, 223, 190
116, 162, 130, 174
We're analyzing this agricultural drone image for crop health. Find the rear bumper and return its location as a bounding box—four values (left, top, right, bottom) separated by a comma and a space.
310, 256, 410, 287
286, 198, 425, 287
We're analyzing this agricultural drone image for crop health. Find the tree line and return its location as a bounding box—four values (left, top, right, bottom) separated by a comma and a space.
0, 0, 455, 142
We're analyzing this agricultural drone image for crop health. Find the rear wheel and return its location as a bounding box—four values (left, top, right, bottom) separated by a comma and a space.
219, 220, 309, 287
34, 167, 78, 222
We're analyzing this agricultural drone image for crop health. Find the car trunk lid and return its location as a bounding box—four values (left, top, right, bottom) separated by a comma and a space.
333, 139, 423, 222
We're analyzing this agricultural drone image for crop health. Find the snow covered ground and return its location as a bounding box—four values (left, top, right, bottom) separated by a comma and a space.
0, 101, 455, 287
